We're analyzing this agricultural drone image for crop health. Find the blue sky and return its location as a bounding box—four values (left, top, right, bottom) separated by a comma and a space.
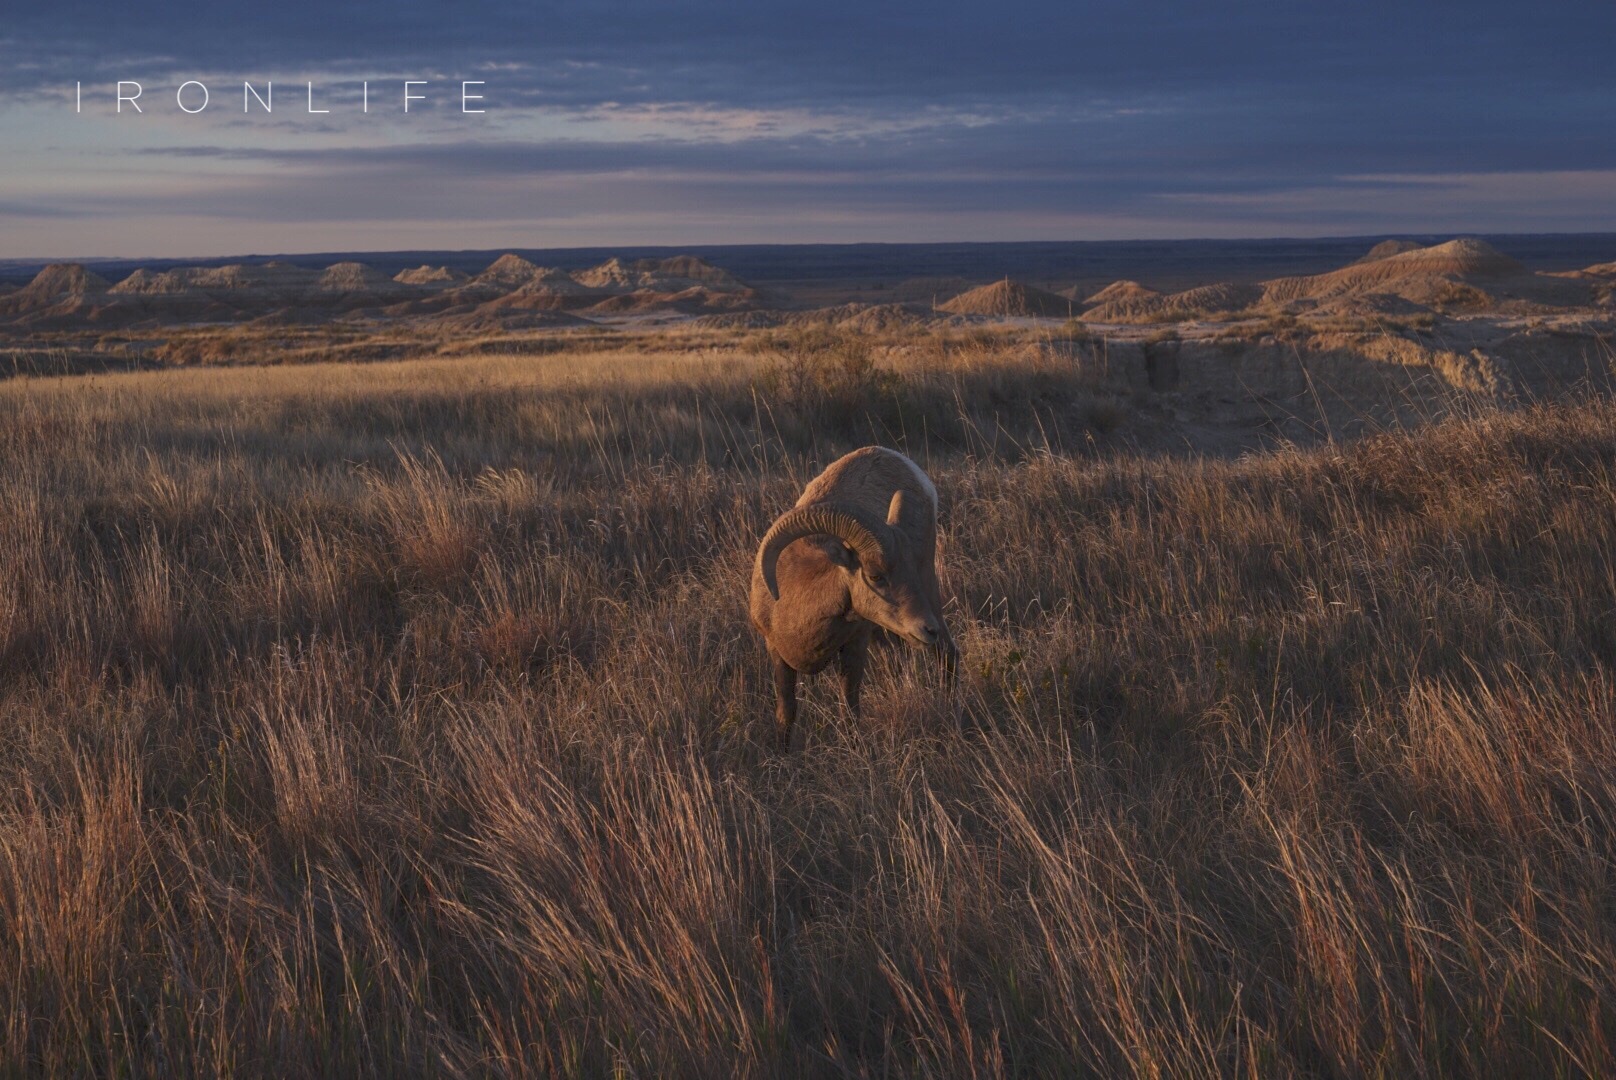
2, 1, 1613, 257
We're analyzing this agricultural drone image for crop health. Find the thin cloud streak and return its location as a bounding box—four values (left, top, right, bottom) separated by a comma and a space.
3, 2, 1614, 254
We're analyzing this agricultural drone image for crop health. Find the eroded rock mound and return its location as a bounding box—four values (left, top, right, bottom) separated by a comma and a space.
1085, 282, 1263, 323
832, 303, 981, 331
938, 279, 1073, 318
393, 265, 468, 286
0, 250, 763, 330
1352, 239, 1427, 264
8, 263, 111, 307
473, 254, 571, 289
319, 262, 401, 292
573, 255, 743, 292
1081, 280, 1161, 305
693, 310, 783, 330
1262, 239, 1584, 310
0, 263, 121, 325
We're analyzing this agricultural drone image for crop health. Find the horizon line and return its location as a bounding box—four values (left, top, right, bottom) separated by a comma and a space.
11, 228, 1616, 268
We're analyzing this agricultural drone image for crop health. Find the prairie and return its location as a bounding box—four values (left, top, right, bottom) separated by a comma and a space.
2, 333, 1615, 1076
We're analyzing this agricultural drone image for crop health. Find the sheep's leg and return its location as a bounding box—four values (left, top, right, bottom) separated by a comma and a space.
839, 631, 870, 715
771, 651, 798, 750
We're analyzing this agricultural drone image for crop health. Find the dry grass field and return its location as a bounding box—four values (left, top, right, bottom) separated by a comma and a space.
3, 332, 1616, 1076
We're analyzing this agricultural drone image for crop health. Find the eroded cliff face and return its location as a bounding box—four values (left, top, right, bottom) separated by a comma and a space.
1069, 321, 1612, 451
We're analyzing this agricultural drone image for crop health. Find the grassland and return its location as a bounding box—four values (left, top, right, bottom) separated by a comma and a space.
2, 334, 1615, 1076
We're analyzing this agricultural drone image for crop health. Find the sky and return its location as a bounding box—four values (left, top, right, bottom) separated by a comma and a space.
1, 1, 1613, 258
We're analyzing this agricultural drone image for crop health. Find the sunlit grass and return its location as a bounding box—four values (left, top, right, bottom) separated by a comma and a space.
1, 340, 1614, 1075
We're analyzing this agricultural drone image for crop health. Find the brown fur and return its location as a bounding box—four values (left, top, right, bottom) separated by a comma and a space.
750, 447, 956, 749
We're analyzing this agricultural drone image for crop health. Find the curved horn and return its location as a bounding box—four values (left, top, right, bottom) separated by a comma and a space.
758, 503, 892, 600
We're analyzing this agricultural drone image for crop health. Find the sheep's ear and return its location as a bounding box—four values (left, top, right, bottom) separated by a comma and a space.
825, 540, 857, 570
886, 490, 905, 527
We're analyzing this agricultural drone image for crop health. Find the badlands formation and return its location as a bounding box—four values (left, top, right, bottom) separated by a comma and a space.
0, 254, 758, 331
2, 238, 1612, 452
5, 237, 1609, 332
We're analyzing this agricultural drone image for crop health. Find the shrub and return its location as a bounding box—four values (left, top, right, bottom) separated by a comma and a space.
755, 326, 898, 409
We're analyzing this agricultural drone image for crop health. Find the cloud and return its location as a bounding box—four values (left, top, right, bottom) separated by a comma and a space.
3, 2, 1615, 253
0, 200, 81, 218
11, 1, 1616, 118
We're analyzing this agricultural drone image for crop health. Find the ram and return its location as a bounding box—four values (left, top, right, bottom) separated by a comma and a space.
750, 446, 957, 749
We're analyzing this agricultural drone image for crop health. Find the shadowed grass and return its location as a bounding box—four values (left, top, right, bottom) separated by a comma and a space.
1, 344, 1614, 1075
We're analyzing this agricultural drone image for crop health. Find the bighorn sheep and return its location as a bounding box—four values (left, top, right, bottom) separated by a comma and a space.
750, 446, 957, 749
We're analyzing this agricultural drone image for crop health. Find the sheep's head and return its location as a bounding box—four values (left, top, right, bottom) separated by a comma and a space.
758, 490, 944, 648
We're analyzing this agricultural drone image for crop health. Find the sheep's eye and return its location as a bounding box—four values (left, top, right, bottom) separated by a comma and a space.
868, 572, 888, 588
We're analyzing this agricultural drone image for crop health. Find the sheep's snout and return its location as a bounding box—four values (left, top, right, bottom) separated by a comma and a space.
910, 620, 943, 647
883, 599, 944, 648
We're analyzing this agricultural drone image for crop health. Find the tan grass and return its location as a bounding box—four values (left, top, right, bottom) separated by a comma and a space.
0, 343, 1614, 1075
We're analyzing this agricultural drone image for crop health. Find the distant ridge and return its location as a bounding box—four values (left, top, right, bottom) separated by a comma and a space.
1076, 238, 1598, 323
0, 251, 760, 330
8, 235, 1616, 292
3, 237, 1613, 332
